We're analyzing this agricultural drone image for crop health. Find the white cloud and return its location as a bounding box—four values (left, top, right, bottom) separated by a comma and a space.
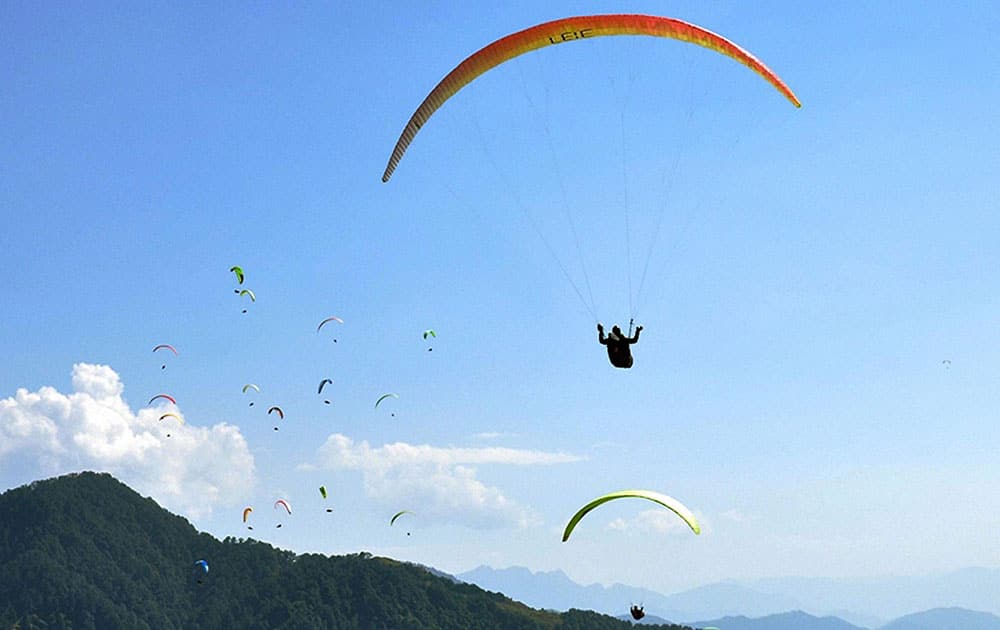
0, 363, 254, 518
315, 433, 583, 529
472, 431, 520, 440
721, 508, 754, 523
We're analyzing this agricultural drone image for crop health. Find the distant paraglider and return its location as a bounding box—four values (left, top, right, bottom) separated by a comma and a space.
158, 412, 183, 437
320, 486, 332, 512
317, 316, 343, 343
267, 406, 284, 431
274, 499, 291, 526
630, 605, 645, 621
152, 344, 178, 369
318, 378, 333, 404
390, 510, 413, 535
375, 393, 398, 416
193, 559, 209, 584
242, 383, 260, 406
238, 289, 256, 313
423, 329, 436, 351
562, 489, 701, 542
243, 506, 253, 530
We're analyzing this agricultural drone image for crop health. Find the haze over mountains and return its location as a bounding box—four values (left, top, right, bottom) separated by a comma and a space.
458, 565, 1000, 629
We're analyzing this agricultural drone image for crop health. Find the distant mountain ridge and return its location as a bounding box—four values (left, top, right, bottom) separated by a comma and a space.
689, 610, 865, 630
879, 607, 1000, 630
458, 564, 1000, 629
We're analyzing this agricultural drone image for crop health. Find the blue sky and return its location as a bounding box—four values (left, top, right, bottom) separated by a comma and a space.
2, 1, 999, 596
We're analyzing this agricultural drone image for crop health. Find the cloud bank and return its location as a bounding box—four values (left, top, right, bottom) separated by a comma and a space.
0, 363, 254, 518
315, 433, 583, 529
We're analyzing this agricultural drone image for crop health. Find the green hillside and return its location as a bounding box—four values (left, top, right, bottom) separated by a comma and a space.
0, 472, 691, 629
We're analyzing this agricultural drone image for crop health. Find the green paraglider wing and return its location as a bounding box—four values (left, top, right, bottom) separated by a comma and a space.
562, 489, 700, 541
423, 329, 436, 339
230, 266, 244, 284
239, 289, 256, 302
242, 383, 260, 394
390, 510, 413, 526
319, 485, 328, 499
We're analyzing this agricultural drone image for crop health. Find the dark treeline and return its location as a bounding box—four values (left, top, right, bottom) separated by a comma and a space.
0, 472, 692, 629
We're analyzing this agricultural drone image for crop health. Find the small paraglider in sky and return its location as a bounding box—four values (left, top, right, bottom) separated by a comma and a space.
243, 506, 253, 530
630, 605, 645, 621
320, 486, 332, 512
152, 344, 177, 369
423, 329, 436, 351
242, 383, 260, 406
268, 406, 283, 431
159, 413, 183, 438
317, 316, 343, 343
318, 378, 333, 404
230, 265, 245, 285
193, 559, 209, 584
274, 499, 291, 527
942, 359, 952, 369
375, 393, 399, 417
390, 510, 413, 536
238, 289, 256, 313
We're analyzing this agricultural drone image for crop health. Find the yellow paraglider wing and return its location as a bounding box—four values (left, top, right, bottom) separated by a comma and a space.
562, 489, 700, 542
158, 413, 183, 425
382, 13, 801, 182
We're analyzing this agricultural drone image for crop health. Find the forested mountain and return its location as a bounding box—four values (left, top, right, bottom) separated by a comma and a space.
0, 472, 691, 630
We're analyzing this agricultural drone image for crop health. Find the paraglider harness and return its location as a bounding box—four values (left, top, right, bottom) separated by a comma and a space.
600, 318, 639, 369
